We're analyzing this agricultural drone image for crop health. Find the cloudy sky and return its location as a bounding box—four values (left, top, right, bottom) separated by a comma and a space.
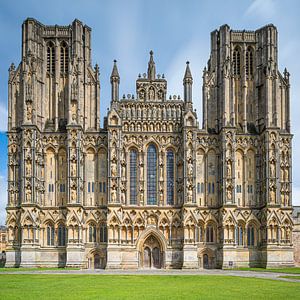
0, 0, 299, 224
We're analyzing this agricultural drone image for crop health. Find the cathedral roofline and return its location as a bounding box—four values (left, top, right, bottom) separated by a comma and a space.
22, 17, 91, 30
213, 23, 277, 35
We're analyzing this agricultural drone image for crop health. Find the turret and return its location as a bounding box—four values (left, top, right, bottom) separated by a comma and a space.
110, 60, 120, 102
147, 50, 156, 80
183, 61, 193, 107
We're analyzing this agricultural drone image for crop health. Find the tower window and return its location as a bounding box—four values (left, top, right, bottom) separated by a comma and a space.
47, 42, 55, 75
60, 41, 68, 74
233, 47, 241, 76
246, 47, 254, 77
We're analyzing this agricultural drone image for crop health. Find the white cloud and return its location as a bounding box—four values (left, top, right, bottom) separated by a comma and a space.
0, 103, 7, 132
0, 174, 7, 225
245, 0, 276, 19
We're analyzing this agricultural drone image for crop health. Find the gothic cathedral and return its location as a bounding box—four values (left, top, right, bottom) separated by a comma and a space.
6, 19, 294, 269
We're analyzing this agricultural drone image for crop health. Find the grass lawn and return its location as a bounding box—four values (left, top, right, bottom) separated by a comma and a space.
0, 275, 299, 300
236, 267, 300, 274
280, 275, 300, 280
0, 267, 80, 272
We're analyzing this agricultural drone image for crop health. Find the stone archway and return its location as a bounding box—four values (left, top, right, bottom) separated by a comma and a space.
87, 249, 106, 269
198, 248, 216, 269
141, 235, 163, 269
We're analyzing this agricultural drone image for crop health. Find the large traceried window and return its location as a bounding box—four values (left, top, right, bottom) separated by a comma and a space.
47, 42, 55, 75
233, 47, 241, 76
166, 150, 174, 205
130, 149, 138, 205
147, 144, 157, 205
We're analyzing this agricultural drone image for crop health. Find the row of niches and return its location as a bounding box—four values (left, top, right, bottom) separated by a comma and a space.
120, 93, 182, 101
120, 103, 183, 121
122, 121, 181, 132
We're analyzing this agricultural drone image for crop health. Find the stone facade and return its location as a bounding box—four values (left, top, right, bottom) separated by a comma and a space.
5, 19, 294, 269
0, 226, 7, 253
293, 207, 300, 266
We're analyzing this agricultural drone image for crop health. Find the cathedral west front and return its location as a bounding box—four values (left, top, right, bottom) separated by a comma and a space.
5, 18, 294, 269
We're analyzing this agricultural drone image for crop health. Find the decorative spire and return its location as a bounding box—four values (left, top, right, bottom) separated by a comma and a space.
147, 50, 156, 80
183, 61, 193, 104
110, 59, 120, 82
110, 60, 120, 102
183, 61, 193, 81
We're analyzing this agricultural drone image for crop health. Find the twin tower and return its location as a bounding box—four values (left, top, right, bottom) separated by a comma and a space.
6, 19, 293, 269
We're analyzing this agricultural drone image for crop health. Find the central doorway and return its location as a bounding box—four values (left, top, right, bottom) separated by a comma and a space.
141, 235, 162, 269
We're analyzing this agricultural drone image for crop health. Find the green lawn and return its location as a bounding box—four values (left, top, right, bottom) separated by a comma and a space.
0, 275, 299, 300
237, 267, 300, 274
0, 267, 80, 272
280, 275, 300, 280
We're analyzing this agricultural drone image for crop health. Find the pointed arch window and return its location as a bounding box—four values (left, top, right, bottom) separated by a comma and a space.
58, 224, 66, 246
89, 224, 96, 243
60, 41, 68, 75
246, 47, 254, 77
130, 149, 138, 205
236, 225, 244, 246
100, 224, 107, 243
247, 225, 255, 246
167, 150, 174, 205
47, 224, 55, 246
47, 42, 55, 75
233, 47, 241, 76
147, 144, 157, 205
206, 225, 214, 243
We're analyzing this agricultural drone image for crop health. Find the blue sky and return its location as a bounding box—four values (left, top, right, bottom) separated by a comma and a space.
0, 0, 300, 224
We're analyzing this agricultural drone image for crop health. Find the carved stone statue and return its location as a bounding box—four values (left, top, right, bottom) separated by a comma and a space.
111, 188, 117, 203
121, 161, 126, 178
270, 161, 275, 177
71, 189, 76, 202
71, 163, 76, 177
187, 187, 193, 202
139, 90, 145, 100
188, 161, 193, 177
26, 102, 32, 122
111, 162, 117, 177
227, 188, 232, 200
149, 88, 155, 100
26, 160, 31, 176
227, 161, 232, 177
26, 188, 31, 202
270, 188, 276, 204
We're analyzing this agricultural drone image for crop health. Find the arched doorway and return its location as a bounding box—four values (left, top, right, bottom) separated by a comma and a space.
94, 254, 101, 269
141, 235, 163, 269
87, 250, 106, 269
198, 249, 216, 269
203, 254, 209, 269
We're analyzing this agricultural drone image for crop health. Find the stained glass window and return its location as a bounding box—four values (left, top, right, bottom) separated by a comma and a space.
167, 150, 174, 205
130, 150, 138, 205
147, 144, 157, 205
